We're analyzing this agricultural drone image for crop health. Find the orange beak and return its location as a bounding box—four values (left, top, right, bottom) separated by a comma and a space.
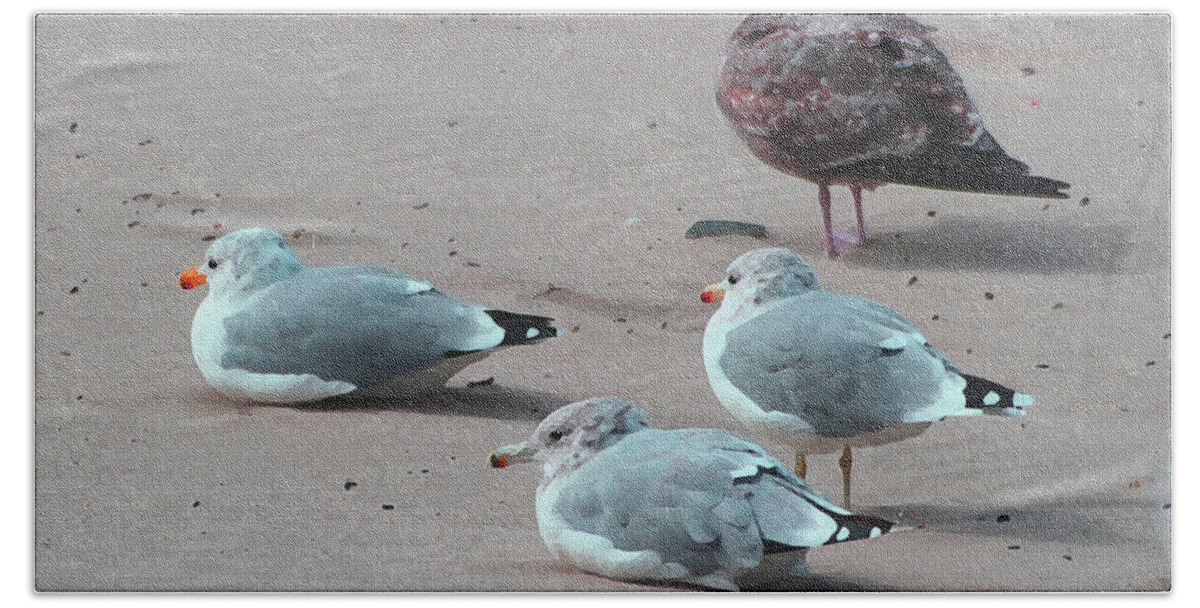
700, 283, 725, 304
179, 267, 208, 290
489, 444, 536, 468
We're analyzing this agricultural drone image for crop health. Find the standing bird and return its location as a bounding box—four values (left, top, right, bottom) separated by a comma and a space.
490, 397, 892, 591
178, 228, 558, 403
716, 14, 1069, 257
700, 248, 1032, 508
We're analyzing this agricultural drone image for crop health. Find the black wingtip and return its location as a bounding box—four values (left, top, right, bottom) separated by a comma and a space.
881, 166, 1070, 199
855, 514, 896, 536
1010, 175, 1071, 199
814, 138, 1070, 200
961, 373, 1033, 412
484, 309, 559, 346
822, 513, 895, 545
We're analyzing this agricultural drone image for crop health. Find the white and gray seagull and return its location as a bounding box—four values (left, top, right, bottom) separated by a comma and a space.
701, 248, 1032, 508
490, 397, 892, 591
178, 228, 558, 403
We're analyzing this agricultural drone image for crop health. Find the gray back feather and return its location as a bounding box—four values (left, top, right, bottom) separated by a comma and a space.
220, 266, 485, 387
720, 290, 957, 436
552, 428, 856, 578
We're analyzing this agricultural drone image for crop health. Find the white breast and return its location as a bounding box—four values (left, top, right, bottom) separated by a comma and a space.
702, 300, 829, 450
189, 292, 358, 404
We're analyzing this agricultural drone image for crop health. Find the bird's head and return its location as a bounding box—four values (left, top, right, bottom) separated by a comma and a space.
179, 228, 305, 298
702, 247, 821, 311
489, 397, 651, 481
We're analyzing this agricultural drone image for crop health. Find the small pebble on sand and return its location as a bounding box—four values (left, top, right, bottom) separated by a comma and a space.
685, 220, 767, 240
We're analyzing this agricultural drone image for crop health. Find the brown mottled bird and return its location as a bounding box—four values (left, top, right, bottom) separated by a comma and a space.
717, 14, 1069, 257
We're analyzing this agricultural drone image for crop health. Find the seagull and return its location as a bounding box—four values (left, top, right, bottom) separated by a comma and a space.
716, 14, 1070, 257
178, 228, 558, 403
700, 248, 1032, 508
490, 397, 893, 591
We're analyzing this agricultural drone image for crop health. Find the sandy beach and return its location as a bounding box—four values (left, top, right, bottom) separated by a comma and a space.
33, 13, 1170, 591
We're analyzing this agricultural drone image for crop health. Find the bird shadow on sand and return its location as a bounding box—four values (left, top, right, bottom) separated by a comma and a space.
627, 572, 894, 593
740, 573, 896, 592
840, 217, 1132, 274
862, 493, 1166, 547
281, 384, 571, 422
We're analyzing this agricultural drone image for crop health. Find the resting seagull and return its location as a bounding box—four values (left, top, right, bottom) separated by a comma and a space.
178, 228, 557, 403
701, 248, 1032, 508
717, 14, 1069, 257
490, 397, 892, 591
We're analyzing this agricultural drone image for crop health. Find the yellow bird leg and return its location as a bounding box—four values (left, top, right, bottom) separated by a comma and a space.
839, 445, 853, 509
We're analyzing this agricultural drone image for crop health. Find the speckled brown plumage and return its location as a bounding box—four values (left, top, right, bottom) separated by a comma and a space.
717, 14, 1069, 256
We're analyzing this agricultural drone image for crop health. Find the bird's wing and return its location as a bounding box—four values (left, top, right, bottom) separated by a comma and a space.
693, 431, 893, 550
550, 430, 766, 579
218, 266, 504, 388
717, 290, 963, 436
552, 429, 888, 580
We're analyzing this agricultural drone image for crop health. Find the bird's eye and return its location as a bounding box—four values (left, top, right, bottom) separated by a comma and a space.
548, 430, 565, 441
728, 275, 739, 285
208, 259, 219, 269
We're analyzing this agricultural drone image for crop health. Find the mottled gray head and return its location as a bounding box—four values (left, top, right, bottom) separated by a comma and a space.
489, 397, 652, 479
198, 228, 306, 297
705, 248, 821, 310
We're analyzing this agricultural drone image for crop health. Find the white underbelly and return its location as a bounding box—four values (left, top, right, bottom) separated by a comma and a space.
791, 421, 934, 453
363, 350, 493, 398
